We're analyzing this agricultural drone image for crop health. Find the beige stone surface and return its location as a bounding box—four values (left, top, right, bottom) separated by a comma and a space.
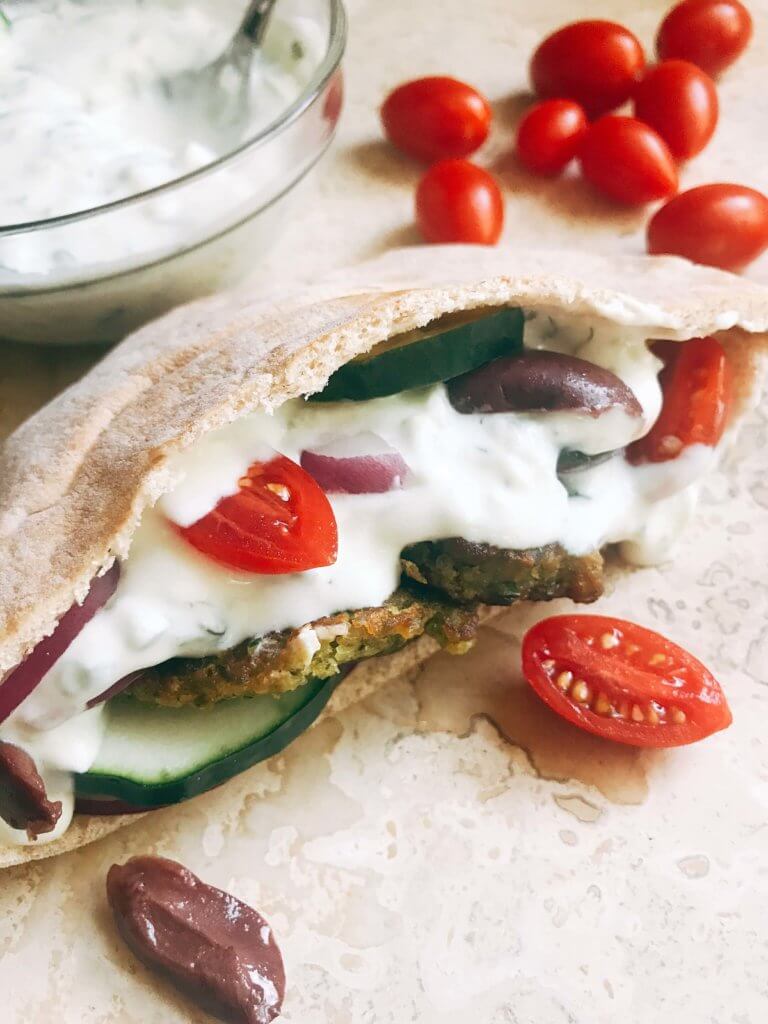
1, 0, 768, 1021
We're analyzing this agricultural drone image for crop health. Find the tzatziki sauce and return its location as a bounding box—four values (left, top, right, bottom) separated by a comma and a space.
0, 0, 324, 280
0, 313, 724, 844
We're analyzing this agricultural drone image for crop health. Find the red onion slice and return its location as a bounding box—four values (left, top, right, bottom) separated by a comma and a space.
86, 670, 143, 710
300, 432, 409, 494
0, 563, 120, 725
74, 795, 150, 817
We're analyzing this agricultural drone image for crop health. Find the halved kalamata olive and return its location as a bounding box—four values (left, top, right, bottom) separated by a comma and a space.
107, 856, 285, 1024
0, 741, 62, 840
447, 351, 643, 418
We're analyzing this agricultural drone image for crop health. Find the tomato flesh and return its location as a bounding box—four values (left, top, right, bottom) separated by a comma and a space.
174, 455, 338, 574
632, 59, 718, 161
522, 615, 732, 747
516, 99, 588, 176
647, 184, 768, 271
627, 336, 731, 464
656, 0, 753, 77
415, 158, 504, 245
530, 20, 645, 118
578, 116, 678, 206
381, 77, 492, 162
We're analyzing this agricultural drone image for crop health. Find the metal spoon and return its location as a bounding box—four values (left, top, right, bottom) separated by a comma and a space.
162, 0, 278, 149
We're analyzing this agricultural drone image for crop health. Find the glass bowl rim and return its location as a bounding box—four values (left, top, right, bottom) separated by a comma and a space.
0, 0, 347, 237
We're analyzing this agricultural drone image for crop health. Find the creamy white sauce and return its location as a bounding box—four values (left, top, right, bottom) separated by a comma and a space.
0, 311, 725, 844
0, 0, 323, 279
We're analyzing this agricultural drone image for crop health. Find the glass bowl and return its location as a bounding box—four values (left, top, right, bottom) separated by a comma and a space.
0, 0, 346, 346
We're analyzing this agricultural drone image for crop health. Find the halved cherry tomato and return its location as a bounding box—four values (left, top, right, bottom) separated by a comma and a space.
522, 615, 732, 747
415, 159, 504, 244
632, 60, 718, 160
515, 99, 588, 176
530, 20, 645, 118
647, 183, 768, 271
174, 455, 338, 574
627, 336, 731, 464
657, 0, 753, 78
578, 116, 678, 205
381, 77, 492, 162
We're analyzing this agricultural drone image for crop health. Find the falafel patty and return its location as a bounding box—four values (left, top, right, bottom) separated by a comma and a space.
128, 541, 604, 708
128, 585, 479, 708
401, 539, 604, 605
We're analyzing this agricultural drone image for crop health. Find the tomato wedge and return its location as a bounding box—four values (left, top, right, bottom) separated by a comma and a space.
174, 455, 338, 574
627, 336, 731, 464
522, 615, 732, 747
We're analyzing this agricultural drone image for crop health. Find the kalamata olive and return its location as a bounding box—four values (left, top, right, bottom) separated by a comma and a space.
107, 856, 285, 1024
447, 350, 643, 418
0, 741, 62, 840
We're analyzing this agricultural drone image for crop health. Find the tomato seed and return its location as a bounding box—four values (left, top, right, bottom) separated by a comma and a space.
594, 692, 613, 715
556, 670, 573, 690
266, 483, 291, 501
571, 680, 591, 703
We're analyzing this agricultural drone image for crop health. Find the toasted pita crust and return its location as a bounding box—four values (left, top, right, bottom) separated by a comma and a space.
2, 244, 768, 867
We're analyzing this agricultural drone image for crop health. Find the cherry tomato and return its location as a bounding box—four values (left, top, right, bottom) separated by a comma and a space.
530, 20, 645, 117
415, 159, 504, 244
632, 60, 718, 160
657, 0, 753, 77
627, 337, 731, 464
647, 183, 768, 270
174, 454, 338, 574
578, 116, 678, 205
522, 615, 732, 748
515, 99, 588, 176
381, 77, 492, 162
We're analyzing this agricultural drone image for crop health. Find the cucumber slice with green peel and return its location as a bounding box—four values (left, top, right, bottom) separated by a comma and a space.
312, 306, 524, 402
76, 674, 339, 808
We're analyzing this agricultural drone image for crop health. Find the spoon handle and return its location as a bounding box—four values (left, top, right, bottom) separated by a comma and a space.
239, 0, 278, 45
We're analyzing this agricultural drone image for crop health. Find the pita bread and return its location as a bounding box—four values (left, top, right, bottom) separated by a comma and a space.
2, 244, 768, 867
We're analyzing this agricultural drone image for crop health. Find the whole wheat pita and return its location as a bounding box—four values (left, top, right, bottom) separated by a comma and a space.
2, 244, 767, 867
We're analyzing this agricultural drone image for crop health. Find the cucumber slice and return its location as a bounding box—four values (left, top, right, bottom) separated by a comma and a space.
75, 675, 338, 808
312, 306, 523, 402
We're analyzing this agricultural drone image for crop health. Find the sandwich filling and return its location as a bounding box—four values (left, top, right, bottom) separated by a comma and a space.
0, 306, 731, 845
